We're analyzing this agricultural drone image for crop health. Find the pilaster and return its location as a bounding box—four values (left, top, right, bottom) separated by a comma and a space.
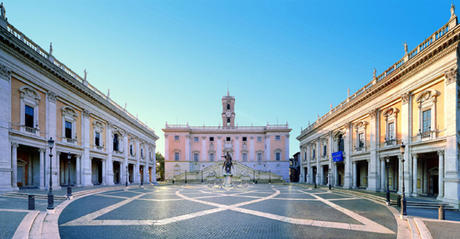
106, 124, 113, 185
368, 109, 378, 191
81, 110, 92, 186
344, 123, 352, 188
0, 64, 12, 191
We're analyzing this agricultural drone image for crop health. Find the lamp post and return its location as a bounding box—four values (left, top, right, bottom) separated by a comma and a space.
47, 137, 55, 210
201, 170, 203, 183
386, 157, 390, 205
125, 164, 128, 187
141, 167, 144, 186
185, 170, 187, 184
269, 170, 271, 183
400, 142, 407, 217
66, 152, 72, 199
328, 168, 332, 190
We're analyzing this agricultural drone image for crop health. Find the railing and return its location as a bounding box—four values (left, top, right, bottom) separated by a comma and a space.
353, 145, 368, 153
64, 137, 77, 144
5, 22, 155, 135
23, 126, 38, 134
165, 123, 288, 130
299, 20, 453, 137
380, 138, 401, 148
412, 130, 438, 142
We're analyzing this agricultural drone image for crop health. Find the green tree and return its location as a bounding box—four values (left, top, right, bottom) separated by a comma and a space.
155, 152, 165, 181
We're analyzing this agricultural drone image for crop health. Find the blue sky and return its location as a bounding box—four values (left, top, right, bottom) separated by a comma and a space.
5, 0, 455, 155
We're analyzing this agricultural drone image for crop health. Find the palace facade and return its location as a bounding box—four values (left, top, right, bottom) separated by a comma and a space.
0, 7, 158, 191
297, 6, 460, 207
163, 93, 291, 181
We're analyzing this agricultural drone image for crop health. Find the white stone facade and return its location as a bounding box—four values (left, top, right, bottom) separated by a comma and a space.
297, 7, 460, 207
0, 13, 158, 191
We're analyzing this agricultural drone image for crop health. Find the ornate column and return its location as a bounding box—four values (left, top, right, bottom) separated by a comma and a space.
76, 154, 81, 186
135, 139, 140, 183
285, 134, 290, 162
306, 144, 311, 184
352, 161, 357, 188
265, 135, 271, 161
185, 135, 191, 172
412, 154, 418, 196
235, 136, 240, 161
250, 137, 255, 161
380, 159, 386, 192
0, 65, 12, 191
438, 150, 445, 200
443, 66, 459, 203
105, 123, 113, 185
344, 123, 353, 188
152, 145, 157, 183
123, 134, 129, 184
201, 137, 206, 162
368, 109, 379, 191
401, 92, 411, 195
217, 136, 222, 160
81, 110, 92, 186
39, 148, 45, 189
11, 143, 18, 189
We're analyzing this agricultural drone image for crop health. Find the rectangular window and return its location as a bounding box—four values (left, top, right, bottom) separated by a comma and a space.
95, 132, 100, 146
130, 145, 133, 156
65, 121, 72, 139
242, 153, 247, 161
304, 152, 307, 161
227, 118, 231, 123
174, 135, 179, 141
209, 137, 214, 141
323, 145, 327, 157
257, 152, 262, 161
226, 137, 231, 141
209, 153, 214, 161
276, 152, 281, 161
194, 137, 199, 142
194, 153, 199, 162
25, 105, 34, 128
113, 134, 119, 151
257, 136, 262, 142
312, 149, 316, 159
242, 137, 247, 142
387, 122, 395, 140
422, 109, 431, 133
174, 152, 180, 161
275, 135, 281, 141
358, 133, 364, 148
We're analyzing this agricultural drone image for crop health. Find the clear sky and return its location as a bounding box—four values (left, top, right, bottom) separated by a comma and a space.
4, 0, 455, 156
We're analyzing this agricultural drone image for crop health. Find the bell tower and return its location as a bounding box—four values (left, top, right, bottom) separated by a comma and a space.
222, 90, 235, 128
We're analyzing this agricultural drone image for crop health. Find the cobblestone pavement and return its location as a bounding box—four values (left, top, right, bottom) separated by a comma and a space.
58, 184, 398, 239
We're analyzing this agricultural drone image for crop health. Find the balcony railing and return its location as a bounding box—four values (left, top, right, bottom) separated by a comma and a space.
413, 130, 437, 142
64, 137, 77, 144
353, 145, 368, 153
380, 138, 401, 148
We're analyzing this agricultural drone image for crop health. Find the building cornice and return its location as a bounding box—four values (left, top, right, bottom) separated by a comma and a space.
297, 18, 460, 141
0, 22, 158, 141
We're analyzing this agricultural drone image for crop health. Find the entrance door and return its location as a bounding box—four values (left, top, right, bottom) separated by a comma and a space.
113, 161, 120, 184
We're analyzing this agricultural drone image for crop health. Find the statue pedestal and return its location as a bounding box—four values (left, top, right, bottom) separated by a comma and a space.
223, 174, 232, 187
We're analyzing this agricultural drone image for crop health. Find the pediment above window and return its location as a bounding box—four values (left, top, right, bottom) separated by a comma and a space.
19, 86, 40, 103
416, 89, 440, 103
383, 107, 399, 117
61, 106, 78, 118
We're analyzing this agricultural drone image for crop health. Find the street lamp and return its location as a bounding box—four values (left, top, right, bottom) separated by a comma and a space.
269, 170, 271, 183
66, 152, 72, 199
47, 137, 54, 210
386, 157, 390, 205
400, 142, 407, 217
185, 170, 187, 184
328, 168, 332, 190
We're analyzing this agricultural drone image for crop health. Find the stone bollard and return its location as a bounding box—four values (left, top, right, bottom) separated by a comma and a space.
28, 195, 35, 210
438, 205, 445, 220
397, 195, 401, 208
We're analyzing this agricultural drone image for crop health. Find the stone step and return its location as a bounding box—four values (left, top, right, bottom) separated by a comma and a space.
29, 212, 46, 239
